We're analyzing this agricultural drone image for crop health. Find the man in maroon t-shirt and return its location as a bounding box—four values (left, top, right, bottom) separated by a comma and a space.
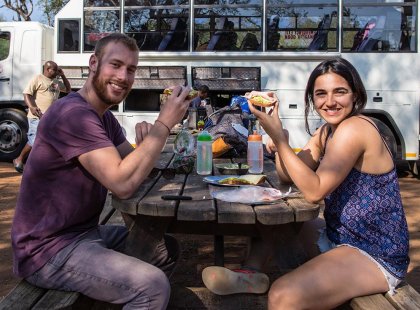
11, 33, 192, 309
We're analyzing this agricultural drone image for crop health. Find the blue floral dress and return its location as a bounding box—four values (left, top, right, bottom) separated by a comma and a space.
323, 121, 410, 279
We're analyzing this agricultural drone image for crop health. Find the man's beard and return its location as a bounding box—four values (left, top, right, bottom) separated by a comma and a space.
92, 62, 131, 106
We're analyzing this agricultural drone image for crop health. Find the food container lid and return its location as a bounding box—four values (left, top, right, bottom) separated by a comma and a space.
248, 134, 262, 141
197, 130, 212, 141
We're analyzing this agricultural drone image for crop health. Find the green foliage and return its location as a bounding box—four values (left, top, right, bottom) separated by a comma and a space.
39, 0, 69, 26
0, 38, 10, 61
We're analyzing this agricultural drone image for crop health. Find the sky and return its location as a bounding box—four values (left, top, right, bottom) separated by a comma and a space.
1, 0, 43, 23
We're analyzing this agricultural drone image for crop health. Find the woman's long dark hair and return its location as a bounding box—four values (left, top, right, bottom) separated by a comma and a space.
304, 58, 367, 135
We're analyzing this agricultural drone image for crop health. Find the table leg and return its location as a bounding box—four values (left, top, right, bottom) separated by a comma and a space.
258, 223, 308, 269
214, 235, 224, 266
123, 214, 174, 271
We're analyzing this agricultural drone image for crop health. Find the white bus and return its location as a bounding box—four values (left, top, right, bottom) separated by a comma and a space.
54, 0, 419, 172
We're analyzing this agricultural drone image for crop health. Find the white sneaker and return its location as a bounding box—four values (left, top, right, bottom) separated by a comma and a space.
202, 266, 269, 295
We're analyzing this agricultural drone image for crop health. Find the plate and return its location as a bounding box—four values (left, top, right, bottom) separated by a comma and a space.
203, 175, 252, 187
214, 163, 249, 175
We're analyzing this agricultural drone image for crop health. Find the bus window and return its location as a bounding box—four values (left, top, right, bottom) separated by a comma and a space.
58, 19, 80, 52
124, 90, 160, 112
342, 1, 417, 52
194, 0, 262, 52
266, 0, 338, 51
124, 1, 190, 51
83, 10, 120, 52
84, 0, 120, 7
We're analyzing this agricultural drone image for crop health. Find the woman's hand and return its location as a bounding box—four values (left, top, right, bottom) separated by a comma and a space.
247, 92, 286, 145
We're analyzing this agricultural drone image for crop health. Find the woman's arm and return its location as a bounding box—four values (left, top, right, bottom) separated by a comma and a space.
249, 100, 366, 203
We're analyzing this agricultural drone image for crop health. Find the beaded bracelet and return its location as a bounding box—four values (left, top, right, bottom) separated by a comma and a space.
155, 119, 171, 134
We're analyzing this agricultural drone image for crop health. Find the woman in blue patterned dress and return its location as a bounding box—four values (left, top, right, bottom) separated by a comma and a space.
247, 58, 410, 309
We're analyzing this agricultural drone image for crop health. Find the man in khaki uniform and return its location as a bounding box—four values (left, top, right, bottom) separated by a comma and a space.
13, 61, 71, 173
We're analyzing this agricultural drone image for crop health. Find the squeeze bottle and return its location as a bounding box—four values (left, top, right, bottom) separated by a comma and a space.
196, 130, 213, 175
247, 132, 263, 174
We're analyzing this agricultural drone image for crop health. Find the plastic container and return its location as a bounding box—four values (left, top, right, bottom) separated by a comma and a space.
196, 130, 213, 175
188, 108, 197, 129
247, 133, 263, 174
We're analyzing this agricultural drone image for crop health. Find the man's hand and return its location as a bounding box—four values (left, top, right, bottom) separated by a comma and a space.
57, 67, 71, 93
135, 121, 153, 146
57, 67, 65, 77
158, 86, 192, 129
29, 106, 43, 118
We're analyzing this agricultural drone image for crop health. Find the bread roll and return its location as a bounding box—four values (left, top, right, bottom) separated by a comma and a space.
163, 88, 198, 100
248, 96, 274, 107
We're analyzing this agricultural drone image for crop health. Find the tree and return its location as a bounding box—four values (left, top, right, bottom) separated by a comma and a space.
39, 0, 69, 26
1, 0, 34, 21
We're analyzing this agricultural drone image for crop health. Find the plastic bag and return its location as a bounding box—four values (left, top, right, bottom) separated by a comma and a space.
211, 186, 292, 204
173, 130, 196, 174
205, 106, 248, 157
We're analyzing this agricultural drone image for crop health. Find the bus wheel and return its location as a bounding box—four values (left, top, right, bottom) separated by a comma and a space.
370, 117, 398, 160
0, 109, 28, 162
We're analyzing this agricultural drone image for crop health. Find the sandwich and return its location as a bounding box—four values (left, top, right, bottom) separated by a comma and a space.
163, 88, 198, 100
248, 95, 274, 107
218, 174, 266, 185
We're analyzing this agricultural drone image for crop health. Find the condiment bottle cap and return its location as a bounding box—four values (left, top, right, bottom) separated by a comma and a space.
248, 134, 262, 141
197, 130, 212, 141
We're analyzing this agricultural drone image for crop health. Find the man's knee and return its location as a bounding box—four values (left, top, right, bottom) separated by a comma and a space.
144, 267, 171, 299
129, 267, 171, 309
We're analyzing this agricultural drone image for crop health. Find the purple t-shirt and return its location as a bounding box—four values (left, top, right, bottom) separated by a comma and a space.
12, 92, 126, 277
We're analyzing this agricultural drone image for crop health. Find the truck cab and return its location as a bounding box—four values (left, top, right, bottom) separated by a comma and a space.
0, 22, 53, 161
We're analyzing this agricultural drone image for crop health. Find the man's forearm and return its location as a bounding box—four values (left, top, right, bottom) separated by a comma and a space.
23, 94, 37, 108
61, 74, 71, 93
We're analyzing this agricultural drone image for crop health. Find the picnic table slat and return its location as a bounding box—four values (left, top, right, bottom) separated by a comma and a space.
113, 179, 156, 215
216, 200, 256, 224
253, 201, 295, 225
137, 174, 185, 217
178, 174, 216, 221
287, 197, 320, 222
385, 282, 420, 310
350, 294, 395, 310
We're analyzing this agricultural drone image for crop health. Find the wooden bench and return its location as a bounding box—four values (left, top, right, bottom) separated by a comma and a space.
345, 281, 420, 310
0, 193, 122, 310
167, 281, 420, 310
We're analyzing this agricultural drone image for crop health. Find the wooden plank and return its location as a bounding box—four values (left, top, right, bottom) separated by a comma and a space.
168, 285, 267, 310
287, 197, 320, 222
350, 294, 395, 310
0, 280, 46, 310
112, 178, 157, 215
216, 199, 256, 224
112, 152, 174, 215
253, 201, 294, 225
178, 174, 216, 221
385, 282, 420, 310
32, 290, 94, 310
137, 174, 186, 217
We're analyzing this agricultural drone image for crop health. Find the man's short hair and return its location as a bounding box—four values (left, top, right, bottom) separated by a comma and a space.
198, 85, 210, 94
43, 61, 57, 71
94, 33, 139, 61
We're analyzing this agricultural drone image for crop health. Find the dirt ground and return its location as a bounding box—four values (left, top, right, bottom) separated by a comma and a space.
0, 161, 419, 303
